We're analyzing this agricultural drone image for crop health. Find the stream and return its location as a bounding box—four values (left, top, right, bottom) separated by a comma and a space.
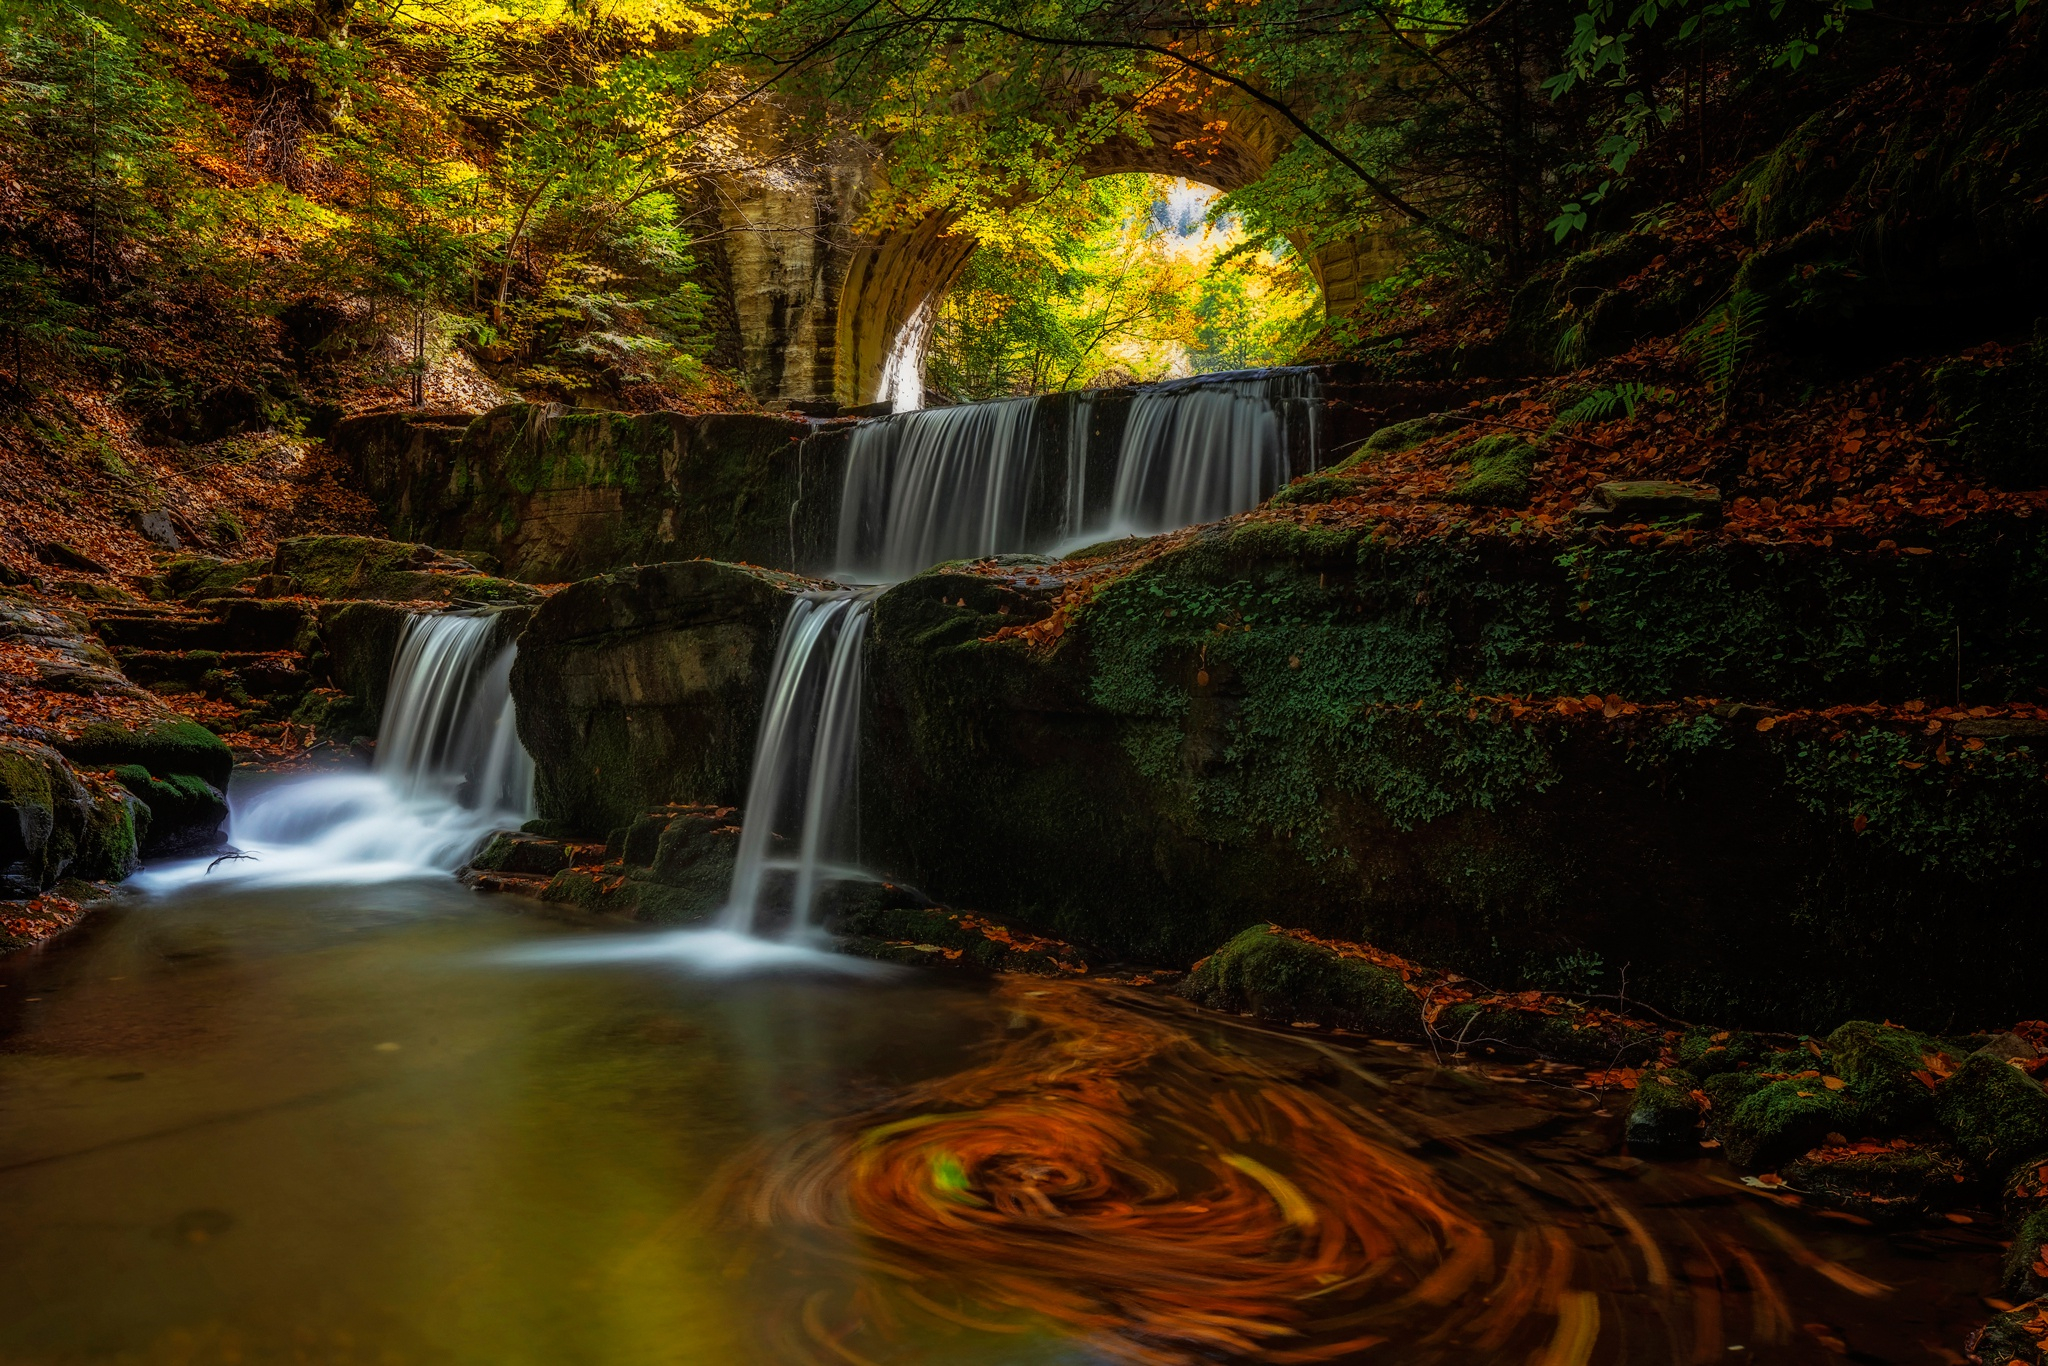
0, 871, 2004, 1365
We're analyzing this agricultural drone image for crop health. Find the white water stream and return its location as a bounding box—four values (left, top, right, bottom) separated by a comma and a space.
138, 612, 533, 890
832, 367, 1319, 582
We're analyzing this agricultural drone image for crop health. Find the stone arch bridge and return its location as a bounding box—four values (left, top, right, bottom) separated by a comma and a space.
699, 94, 1400, 408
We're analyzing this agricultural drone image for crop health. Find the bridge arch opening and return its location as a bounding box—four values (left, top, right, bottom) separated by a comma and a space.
867, 175, 1323, 412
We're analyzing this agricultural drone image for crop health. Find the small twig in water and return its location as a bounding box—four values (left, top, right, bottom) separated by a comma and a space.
206, 851, 257, 874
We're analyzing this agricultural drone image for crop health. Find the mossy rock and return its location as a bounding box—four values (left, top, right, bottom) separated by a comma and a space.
2008, 1153, 2048, 1227
2007, 1208, 2048, 1300
0, 739, 96, 897
1432, 1001, 1661, 1066
831, 901, 1077, 977
1702, 1068, 1768, 1118
109, 764, 226, 856
1935, 1052, 2048, 1172
1972, 1297, 2048, 1366
271, 536, 538, 604
468, 831, 571, 877
1825, 1019, 1943, 1131
154, 554, 266, 604
1677, 1029, 1776, 1076
73, 785, 142, 881
58, 716, 232, 789
1362, 412, 1472, 459
1266, 471, 1355, 507
509, 561, 809, 835
1626, 1068, 1704, 1155
1445, 434, 1537, 507
537, 866, 717, 925
1781, 1140, 1971, 1224
1180, 925, 1421, 1036
1719, 1078, 1857, 1170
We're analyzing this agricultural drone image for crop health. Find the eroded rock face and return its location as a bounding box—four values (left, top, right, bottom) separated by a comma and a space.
508, 560, 812, 834
335, 405, 832, 581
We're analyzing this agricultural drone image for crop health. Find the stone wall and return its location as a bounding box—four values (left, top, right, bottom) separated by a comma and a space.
336, 404, 832, 581
850, 522, 2048, 1030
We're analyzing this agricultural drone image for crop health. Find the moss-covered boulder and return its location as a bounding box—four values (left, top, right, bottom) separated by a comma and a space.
509, 560, 812, 836
1936, 1053, 2048, 1172
1432, 1000, 1661, 1065
1781, 1140, 1972, 1224
335, 404, 827, 581
0, 740, 91, 897
1180, 925, 1421, 1036
1825, 1019, 1944, 1130
1626, 1068, 1704, 1154
1573, 480, 1723, 527
57, 716, 231, 790
1361, 411, 1472, 458
75, 782, 143, 881
1445, 434, 1537, 506
470, 831, 573, 877
153, 554, 266, 604
109, 764, 228, 856
1970, 1296, 2048, 1366
2007, 1208, 2048, 1301
1676, 1029, 1776, 1076
1719, 1078, 1857, 1170
270, 537, 537, 603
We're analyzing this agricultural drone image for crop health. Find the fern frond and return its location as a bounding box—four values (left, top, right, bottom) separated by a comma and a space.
1684, 290, 1765, 420
1549, 381, 1672, 430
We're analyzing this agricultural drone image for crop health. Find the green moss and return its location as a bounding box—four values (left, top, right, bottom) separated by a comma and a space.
272, 536, 536, 603
1446, 435, 1537, 507
1825, 1020, 1941, 1130
1179, 925, 1420, 1036
108, 764, 226, 855
2007, 1208, 2048, 1299
155, 554, 266, 603
60, 716, 232, 788
74, 787, 140, 880
1363, 412, 1471, 459
1266, 472, 1354, 507
1677, 1028, 1775, 1076
830, 903, 1072, 976
1719, 1078, 1856, 1170
1627, 1068, 1704, 1154
1936, 1053, 2048, 1172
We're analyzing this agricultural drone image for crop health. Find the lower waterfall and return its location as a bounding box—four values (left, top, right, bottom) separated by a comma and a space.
721, 591, 874, 940
140, 611, 533, 888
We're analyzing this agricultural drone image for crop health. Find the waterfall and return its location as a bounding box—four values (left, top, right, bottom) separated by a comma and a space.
1105, 369, 1321, 535
834, 397, 1041, 582
830, 368, 1320, 581
1063, 393, 1095, 541
721, 592, 873, 939
137, 611, 534, 888
376, 613, 534, 814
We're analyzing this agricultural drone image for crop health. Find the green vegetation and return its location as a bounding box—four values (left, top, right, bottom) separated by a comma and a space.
925, 176, 1321, 399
